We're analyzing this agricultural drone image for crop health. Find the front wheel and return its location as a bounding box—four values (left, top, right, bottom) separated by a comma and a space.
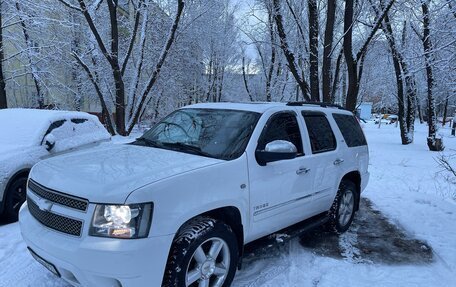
328, 180, 357, 233
163, 217, 238, 287
3, 177, 28, 222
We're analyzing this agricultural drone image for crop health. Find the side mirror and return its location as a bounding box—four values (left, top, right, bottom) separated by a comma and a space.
255, 140, 298, 166
44, 134, 56, 152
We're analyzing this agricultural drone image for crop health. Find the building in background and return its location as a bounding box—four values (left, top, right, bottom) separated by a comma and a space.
357, 102, 373, 120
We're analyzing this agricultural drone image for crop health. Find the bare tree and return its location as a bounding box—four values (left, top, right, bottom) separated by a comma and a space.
15, 1, 44, 109
241, 55, 254, 102
419, 0, 444, 151
57, 0, 185, 135
374, 1, 416, 144
322, 0, 336, 103
0, 1, 6, 109
343, 0, 395, 111
308, 0, 319, 101
272, 0, 310, 101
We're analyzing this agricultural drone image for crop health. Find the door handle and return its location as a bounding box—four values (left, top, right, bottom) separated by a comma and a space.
334, 158, 344, 165
296, 167, 311, 175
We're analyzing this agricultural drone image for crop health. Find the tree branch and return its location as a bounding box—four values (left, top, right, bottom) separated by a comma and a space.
127, 0, 185, 133
77, 0, 112, 63
72, 52, 116, 135
356, 0, 395, 61
121, 0, 144, 76
272, 0, 310, 101
56, 0, 82, 11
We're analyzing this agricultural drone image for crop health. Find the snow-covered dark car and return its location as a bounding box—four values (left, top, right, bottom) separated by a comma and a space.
0, 109, 110, 221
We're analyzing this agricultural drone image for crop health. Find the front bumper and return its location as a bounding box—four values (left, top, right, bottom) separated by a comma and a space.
20, 203, 174, 287
0, 179, 5, 213
361, 171, 370, 192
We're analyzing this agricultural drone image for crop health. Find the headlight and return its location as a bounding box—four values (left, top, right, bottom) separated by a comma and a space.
89, 203, 153, 239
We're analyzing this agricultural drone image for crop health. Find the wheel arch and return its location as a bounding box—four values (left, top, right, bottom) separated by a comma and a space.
340, 171, 361, 211
1, 168, 30, 214
174, 206, 244, 263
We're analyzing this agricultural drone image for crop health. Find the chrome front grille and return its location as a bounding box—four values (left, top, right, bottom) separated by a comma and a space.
27, 196, 83, 236
28, 179, 88, 212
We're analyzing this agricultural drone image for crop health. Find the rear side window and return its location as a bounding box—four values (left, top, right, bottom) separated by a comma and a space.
71, 118, 88, 124
302, 111, 336, 154
333, 114, 367, 147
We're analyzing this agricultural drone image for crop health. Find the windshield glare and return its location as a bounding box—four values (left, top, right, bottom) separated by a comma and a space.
140, 108, 260, 160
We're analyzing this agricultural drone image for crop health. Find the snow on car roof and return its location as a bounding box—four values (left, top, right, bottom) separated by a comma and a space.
0, 108, 100, 146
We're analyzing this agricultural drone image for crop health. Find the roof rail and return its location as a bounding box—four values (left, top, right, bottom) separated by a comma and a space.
286, 101, 348, 110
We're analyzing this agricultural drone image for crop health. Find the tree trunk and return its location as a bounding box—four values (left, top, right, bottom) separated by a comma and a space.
308, 0, 320, 102
0, 2, 7, 109
242, 56, 254, 101
343, 0, 358, 111
344, 0, 395, 111
127, 0, 184, 134
16, 2, 45, 109
401, 21, 416, 137
421, 2, 443, 151
382, 23, 407, 144
380, 8, 414, 144
266, 10, 276, 102
442, 97, 449, 126
273, 0, 310, 101
106, 0, 126, 135
331, 49, 344, 104
322, 0, 336, 103
417, 98, 424, 124
70, 10, 83, 111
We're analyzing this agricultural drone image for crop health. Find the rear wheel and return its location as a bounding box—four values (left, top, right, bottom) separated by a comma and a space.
4, 177, 28, 222
328, 180, 357, 233
163, 217, 238, 287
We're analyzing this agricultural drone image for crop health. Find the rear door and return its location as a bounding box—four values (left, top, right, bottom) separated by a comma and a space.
300, 110, 342, 212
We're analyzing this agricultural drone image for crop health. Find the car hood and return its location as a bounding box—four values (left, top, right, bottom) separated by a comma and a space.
30, 144, 224, 203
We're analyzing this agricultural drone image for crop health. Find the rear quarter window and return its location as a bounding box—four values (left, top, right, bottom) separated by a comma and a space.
332, 113, 367, 147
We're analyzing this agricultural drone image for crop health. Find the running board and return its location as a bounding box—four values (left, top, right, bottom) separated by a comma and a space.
238, 212, 330, 270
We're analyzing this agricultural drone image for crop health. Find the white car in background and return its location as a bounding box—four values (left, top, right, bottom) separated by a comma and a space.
0, 109, 110, 221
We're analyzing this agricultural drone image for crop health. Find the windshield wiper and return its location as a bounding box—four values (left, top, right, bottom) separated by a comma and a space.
161, 142, 214, 158
133, 137, 163, 148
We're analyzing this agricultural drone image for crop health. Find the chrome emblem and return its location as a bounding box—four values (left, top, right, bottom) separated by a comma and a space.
37, 198, 53, 212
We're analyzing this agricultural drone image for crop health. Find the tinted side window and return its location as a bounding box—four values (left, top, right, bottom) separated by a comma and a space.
333, 114, 367, 147
302, 112, 336, 154
258, 113, 303, 155
44, 120, 66, 137
71, 118, 88, 124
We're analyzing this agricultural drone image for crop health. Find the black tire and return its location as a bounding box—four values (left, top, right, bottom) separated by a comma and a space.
163, 217, 239, 287
327, 180, 357, 233
4, 177, 28, 222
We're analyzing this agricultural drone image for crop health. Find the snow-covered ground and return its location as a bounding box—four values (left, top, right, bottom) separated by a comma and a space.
0, 121, 455, 287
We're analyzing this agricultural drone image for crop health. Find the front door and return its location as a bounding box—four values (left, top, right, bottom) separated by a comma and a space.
248, 111, 315, 239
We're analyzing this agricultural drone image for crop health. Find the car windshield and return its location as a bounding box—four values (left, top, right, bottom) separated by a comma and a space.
134, 108, 260, 160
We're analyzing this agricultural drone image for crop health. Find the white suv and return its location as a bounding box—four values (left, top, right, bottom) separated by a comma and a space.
20, 102, 369, 287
